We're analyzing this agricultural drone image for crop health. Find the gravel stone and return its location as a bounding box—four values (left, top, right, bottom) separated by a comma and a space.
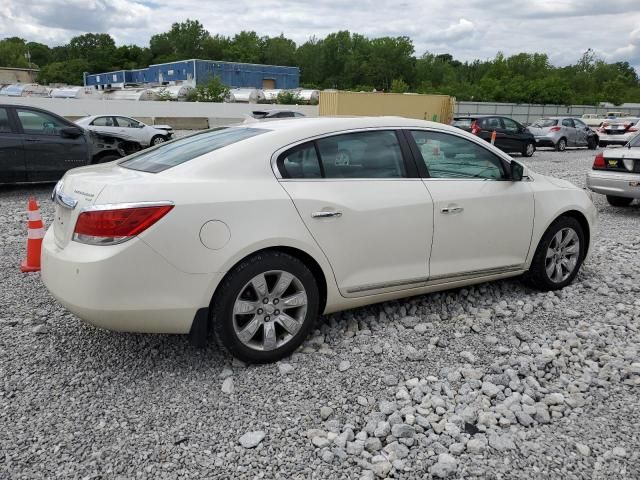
430, 453, 458, 478
221, 377, 234, 394
338, 360, 351, 372
239, 431, 265, 448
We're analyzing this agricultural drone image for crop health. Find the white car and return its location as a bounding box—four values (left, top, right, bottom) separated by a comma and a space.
597, 118, 640, 147
75, 115, 173, 147
41, 117, 597, 363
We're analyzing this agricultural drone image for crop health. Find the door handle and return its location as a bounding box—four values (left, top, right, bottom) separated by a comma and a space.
312, 211, 342, 219
441, 206, 464, 214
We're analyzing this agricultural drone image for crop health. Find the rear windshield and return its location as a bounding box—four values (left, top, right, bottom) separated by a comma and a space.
120, 127, 268, 173
452, 118, 473, 128
531, 118, 557, 128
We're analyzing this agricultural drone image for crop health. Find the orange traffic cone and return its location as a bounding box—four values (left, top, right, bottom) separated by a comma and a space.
491, 130, 497, 145
21, 198, 45, 272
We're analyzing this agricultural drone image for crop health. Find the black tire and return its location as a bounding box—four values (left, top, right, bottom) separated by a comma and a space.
92, 153, 120, 164
606, 195, 633, 207
599, 141, 608, 148
524, 216, 585, 291
211, 251, 319, 363
587, 137, 597, 150
555, 138, 567, 152
522, 142, 535, 157
150, 135, 167, 146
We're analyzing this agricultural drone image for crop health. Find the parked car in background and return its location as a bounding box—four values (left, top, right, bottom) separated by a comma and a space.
0, 104, 122, 184
75, 115, 173, 147
581, 113, 604, 128
528, 117, 599, 151
597, 118, 640, 147
587, 133, 640, 206
251, 110, 306, 120
451, 115, 536, 156
42, 117, 596, 363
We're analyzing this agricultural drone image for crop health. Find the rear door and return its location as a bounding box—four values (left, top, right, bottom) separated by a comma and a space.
114, 116, 146, 144
0, 107, 26, 183
561, 118, 577, 146
277, 129, 434, 297
16, 108, 89, 182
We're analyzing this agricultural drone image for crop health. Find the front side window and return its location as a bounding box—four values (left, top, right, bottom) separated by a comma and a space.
279, 142, 322, 178
121, 127, 268, 173
410, 130, 506, 180
0, 108, 11, 133
502, 118, 520, 132
573, 118, 587, 128
116, 116, 141, 128
316, 130, 406, 178
91, 116, 114, 127
17, 109, 66, 136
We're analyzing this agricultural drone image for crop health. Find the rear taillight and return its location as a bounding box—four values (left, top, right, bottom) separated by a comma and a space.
628, 126, 638, 132
592, 152, 606, 170
549, 126, 561, 132
471, 120, 480, 135
73, 204, 174, 245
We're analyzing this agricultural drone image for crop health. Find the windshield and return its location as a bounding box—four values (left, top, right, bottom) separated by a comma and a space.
120, 127, 268, 173
531, 118, 557, 128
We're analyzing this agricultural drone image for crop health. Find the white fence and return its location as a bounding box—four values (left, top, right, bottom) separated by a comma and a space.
455, 102, 640, 125
0, 96, 319, 128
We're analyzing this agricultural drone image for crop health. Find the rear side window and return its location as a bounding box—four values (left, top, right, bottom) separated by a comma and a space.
0, 108, 11, 133
317, 131, 406, 178
120, 127, 267, 173
279, 130, 407, 179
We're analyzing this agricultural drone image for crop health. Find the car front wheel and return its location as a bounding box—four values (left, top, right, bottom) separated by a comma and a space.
211, 251, 319, 363
524, 216, 585, 291
606, 195, 633, 207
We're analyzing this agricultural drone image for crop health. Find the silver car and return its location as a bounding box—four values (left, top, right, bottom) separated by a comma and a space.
528, 117, 599, 151
586, 133, 640, 206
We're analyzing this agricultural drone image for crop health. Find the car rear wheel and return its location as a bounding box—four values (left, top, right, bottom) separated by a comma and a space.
587, 137, 598, 150
606, 195, 633, 207
211, 251, 319, 363
555, 138, 567, 152
522, 142, 535, 157
599, 141, 608, 148
150, 135, 167, 146
524, 216, 585, 291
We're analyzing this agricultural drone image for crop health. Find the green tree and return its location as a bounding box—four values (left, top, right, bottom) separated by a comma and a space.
186, 76, 229, 102
390, 79, 409, 93
39, 59, 90, 85
262, 34, 297, 66
276, 90, 303, 104
228, 31, 263, 63
150, 19, 210, 63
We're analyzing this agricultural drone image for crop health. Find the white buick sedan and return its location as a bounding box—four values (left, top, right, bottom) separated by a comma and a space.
42, 117, 597, 363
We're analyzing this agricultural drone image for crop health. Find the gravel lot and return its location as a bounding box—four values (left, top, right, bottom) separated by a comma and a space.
1, 146, 639, 479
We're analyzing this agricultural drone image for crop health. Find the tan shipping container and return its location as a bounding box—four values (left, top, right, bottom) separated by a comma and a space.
319, 90, 455, 123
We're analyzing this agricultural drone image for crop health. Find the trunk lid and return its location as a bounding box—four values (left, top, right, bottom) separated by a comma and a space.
600, 148, 640, 173
52, 163, 151, 249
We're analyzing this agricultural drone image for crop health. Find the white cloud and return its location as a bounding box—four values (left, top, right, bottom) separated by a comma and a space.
0, 0, 638, 70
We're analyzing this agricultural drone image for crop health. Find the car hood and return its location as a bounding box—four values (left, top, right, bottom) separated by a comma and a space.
533, 172, 580, 190
152, 125, 173, 131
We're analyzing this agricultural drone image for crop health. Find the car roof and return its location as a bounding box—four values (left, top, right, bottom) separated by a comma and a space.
243, 116, 460, 136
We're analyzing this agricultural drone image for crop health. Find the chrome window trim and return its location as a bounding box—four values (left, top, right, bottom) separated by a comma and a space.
271, 125, 524, 181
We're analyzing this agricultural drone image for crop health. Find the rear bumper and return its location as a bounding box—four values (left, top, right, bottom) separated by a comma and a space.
586, 170, 640, 199
597, 133, 633, 145
534, 136, 556, 147
41, 228, 221, 334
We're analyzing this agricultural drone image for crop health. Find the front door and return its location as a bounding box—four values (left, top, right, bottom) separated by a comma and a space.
406, 129, 534, 279
501, 117, 525, 153
277, 130, 434, 296
0, 107, 26, 183
16, 108, 89, 182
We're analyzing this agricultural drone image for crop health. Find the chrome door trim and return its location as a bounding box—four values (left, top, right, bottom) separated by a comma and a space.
345, 264, 525, 294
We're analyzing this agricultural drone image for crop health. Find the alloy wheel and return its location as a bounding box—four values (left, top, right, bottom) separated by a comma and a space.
544, 227, 580, 283
525, 143, 535, 156
232, 270, 308, 351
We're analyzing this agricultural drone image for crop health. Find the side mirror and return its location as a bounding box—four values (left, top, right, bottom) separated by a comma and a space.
510, 161, 524, 181
61, 126, 84, 138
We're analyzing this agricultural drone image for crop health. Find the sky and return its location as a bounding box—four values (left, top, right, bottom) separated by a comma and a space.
2, 0, 640, 70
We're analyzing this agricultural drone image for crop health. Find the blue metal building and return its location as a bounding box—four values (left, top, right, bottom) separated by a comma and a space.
84, 59, 299, 90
